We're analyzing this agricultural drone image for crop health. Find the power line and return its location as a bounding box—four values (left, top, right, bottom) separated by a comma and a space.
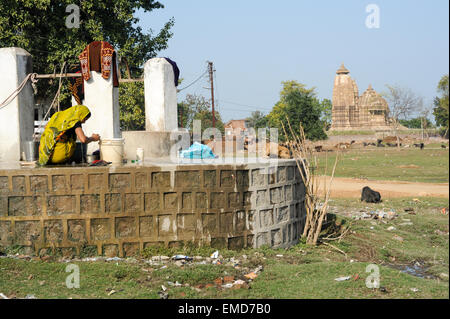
219, 99, 274, 111
177, 69, 208, 92
222, 108, 260, 113
176, 63, 274, 116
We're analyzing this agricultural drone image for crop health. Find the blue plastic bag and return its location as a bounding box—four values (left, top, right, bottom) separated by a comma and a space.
180, 142, 217, 159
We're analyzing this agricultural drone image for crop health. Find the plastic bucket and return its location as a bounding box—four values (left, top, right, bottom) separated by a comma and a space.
100, 138, 124, 164
22, 141, 40, 161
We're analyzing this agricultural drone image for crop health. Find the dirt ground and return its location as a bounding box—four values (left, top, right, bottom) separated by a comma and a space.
318, 176, 449, 199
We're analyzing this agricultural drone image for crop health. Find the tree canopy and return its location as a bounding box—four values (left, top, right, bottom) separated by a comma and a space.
119, 82, 145, 131
246, 110, 268, 130
399, 117, 433, 129
0, 0, 174, 123
318, 98, 332, 130
266, 81, 327, 142
433, 74, 449, 136
177, 94, 225, 135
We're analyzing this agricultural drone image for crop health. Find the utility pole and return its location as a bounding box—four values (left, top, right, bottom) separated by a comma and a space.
207, 61, 216, 129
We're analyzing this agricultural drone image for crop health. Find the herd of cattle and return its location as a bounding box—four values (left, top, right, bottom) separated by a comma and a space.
204, 135, 448, 159
312, 136, 448, 153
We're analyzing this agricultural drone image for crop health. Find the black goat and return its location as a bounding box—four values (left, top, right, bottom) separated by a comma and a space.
361, 186, 381, 203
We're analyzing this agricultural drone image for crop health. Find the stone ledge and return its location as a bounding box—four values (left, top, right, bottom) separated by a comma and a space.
0, 160, 306, 256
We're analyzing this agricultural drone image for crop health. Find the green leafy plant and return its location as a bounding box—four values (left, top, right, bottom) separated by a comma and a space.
267, 81, 328, 142
0, 0, 174, 120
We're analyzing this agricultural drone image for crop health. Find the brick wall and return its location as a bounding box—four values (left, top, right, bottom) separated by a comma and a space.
0, 161, 305, 257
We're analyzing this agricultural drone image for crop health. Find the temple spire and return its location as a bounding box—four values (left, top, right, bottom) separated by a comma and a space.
336, 63, 350, 75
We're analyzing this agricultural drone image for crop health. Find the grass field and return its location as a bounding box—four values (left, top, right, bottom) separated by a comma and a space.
1, 197, 448, 299
316, 147, 449, 183
1, 141, 447, 299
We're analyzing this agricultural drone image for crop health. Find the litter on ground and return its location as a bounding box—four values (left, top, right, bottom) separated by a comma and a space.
353, 209, 397, 220
335, 276, 351, 282
172, 255, 193, 261
211, 251, 219, 259
244, 272, 258, 280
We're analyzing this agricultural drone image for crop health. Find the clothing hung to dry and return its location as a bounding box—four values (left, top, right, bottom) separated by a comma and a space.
78, 41, 119, 87
164, 57, 180, 87
68, 65, 84, 105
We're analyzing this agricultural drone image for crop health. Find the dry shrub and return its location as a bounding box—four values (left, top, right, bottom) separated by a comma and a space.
282, 119, 339, 245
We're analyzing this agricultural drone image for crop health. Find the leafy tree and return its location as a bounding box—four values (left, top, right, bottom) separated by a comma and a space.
433, 74, 449, 137
177, 101, 192, 129
194, 109, 225, 137
0, 0, 174, 125
399, 117, 433, 129
178, 94, 225, 135
119, 82, 145, 130
279, 80, 316, 97
318, 98, 332, 130
246, 111, 268, 129
266, 81, 327, 142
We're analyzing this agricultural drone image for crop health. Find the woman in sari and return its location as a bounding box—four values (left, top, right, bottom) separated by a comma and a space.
38, 105, 100, 165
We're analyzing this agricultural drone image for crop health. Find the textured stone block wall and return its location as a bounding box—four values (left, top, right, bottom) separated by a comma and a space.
0, 161, 305, 257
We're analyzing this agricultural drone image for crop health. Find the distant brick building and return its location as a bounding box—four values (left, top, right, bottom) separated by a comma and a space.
330, 63, 392, 131
224, 119, 249, 136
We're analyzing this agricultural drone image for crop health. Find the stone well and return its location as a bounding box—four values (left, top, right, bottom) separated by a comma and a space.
0, 49, 306, 257
0, 160, 306, 257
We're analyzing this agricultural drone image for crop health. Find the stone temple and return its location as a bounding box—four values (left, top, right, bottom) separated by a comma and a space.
330, 63, 392, 131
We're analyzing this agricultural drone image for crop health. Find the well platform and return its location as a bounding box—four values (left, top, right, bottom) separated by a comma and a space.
0, 159, 306, 257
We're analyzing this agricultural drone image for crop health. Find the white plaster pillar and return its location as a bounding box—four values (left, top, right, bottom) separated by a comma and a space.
82, 66, 121, 154
144, 58, 178, 131
0, 48, 35, 162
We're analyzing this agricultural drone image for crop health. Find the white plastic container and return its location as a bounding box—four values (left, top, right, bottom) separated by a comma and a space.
136, 148, 144, 164
100, 138, 124, 164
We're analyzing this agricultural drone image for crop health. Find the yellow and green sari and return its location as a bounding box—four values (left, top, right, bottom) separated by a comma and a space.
38, 105, 91, 166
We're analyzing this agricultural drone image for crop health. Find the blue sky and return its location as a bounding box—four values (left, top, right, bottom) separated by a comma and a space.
137, 0, 449, 122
